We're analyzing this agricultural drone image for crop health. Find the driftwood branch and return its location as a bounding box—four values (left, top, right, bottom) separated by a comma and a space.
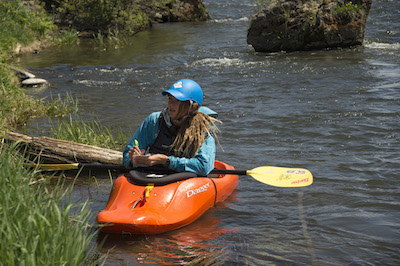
6, 132, 123, 165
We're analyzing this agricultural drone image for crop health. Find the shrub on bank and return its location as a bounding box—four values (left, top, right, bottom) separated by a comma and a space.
40, 0, 155, 36
39, 0, 210, 37
0, 0, 54, 60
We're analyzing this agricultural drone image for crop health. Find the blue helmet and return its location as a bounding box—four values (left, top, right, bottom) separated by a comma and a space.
162, 79, 203, 106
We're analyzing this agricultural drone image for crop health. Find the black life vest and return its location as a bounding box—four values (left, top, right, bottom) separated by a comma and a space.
148, 113, 179, 156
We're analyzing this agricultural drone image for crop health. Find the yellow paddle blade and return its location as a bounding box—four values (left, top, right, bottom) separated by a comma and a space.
246, 166, 313, 187
32, 163, 80, 171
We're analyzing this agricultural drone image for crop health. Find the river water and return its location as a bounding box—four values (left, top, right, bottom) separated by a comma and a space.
15, 0, 399, 265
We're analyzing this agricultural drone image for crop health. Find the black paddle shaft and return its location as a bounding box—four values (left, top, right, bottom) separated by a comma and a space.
78, 164, 247, 176
211, 169, 247, 176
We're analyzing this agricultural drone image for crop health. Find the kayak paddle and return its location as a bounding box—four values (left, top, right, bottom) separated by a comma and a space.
211, 166, 313, 187
31, 163, 127, 171
30, 163, 313, 187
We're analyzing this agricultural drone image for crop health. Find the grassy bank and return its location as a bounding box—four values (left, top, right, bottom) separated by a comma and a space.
0, 143, 104, 265
0, 0, 78, 133
0, 1, 106, 265
0, 64, 79, 133
0, 1, 54, 61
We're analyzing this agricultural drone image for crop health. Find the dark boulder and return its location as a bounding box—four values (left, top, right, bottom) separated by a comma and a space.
247, 0, 373, 53
154, 0, 210, 23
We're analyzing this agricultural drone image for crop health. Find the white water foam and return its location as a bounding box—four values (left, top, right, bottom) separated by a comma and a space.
364, 41, 400, 50
187, 57, 259, 68
211, 17, 249, 23
73, 79, 123, 87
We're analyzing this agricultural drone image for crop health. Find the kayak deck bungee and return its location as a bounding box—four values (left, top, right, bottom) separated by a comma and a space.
96, 161, 238, 235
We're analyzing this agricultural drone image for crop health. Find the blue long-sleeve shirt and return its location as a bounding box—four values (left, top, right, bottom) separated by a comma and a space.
122, 108, 217, 176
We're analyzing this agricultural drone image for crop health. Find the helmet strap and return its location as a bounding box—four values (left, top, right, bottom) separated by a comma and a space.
188, 100, 193, 116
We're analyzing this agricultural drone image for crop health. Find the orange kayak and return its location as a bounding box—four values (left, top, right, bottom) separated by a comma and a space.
96, 161, 238, 235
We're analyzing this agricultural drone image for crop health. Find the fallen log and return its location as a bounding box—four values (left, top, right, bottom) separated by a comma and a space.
5, 131, 123, 165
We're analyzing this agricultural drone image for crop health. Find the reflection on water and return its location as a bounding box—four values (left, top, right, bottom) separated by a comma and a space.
98, 200, 237, 265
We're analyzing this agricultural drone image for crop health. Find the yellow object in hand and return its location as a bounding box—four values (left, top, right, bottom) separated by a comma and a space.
135, 139, 139, 147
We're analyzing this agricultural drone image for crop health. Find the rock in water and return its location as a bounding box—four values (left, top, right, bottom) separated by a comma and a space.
22, 78, 48, 86
10, 66, 36, 79
247, 0, 373, 53
153, 0, 210, 23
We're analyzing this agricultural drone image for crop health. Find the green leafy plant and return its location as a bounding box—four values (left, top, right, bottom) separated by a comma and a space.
333, 1, 362, 14
0, 0, 54, 59
41, 0, 152, 36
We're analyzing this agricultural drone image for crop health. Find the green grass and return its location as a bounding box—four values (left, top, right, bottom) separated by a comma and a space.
0, 1, 134, 265
50, 115, 127, 150
0, 143, 105, 265
0, 65, 44, 130
333, 1, 362, 15
43, 92, 80, 118
52, 28, 80, 46
0, 2, 105, 264
0, 0, 79, 134
0, 0, 54, 61
0, 64, 79, 132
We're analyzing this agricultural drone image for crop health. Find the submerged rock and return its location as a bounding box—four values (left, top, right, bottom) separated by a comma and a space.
247, 0, 373, 53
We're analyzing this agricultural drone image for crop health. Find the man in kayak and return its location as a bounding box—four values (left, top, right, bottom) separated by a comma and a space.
122, 79, 221, 176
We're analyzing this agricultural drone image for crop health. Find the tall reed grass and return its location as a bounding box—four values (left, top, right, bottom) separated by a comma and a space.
43, 92, 80, 118
51, 115, 127, 150
0, 143, 105, 265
